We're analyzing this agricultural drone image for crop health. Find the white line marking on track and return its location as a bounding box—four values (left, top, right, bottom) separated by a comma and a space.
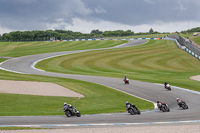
1, 120, 200, 127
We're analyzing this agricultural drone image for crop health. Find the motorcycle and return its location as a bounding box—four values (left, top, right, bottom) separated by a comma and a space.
179, 101, 189, 110
164, 84, 171, 91
64, 105, 81, 117
124, 78, 129, 84
160, 104, 170, 112
126, 104, 140, 115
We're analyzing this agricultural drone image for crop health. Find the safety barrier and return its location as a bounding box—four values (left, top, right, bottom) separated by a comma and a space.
52, 38, 161, 42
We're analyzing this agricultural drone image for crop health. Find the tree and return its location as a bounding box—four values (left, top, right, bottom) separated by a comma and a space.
91, 29, 103, 35
2, 33, 11, 41
149, 28, 154, 33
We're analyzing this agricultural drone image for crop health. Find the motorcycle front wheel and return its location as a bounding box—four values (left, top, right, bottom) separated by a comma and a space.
128, 109, 134, 115
77, 112, 81, 117
65, 111, 72, 117
137, 110, 141, 115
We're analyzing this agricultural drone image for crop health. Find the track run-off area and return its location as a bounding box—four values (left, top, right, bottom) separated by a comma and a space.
0, 40, 200, 128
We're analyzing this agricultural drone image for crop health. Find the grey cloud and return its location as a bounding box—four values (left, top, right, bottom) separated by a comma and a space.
85, 0, 200, 25
0, 0, 199, 32
0, 0, 92, 30
94, 5, 107, 14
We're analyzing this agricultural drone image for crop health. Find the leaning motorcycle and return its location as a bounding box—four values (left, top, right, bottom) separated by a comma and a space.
164, 84, 171, 91
126, 104, 140, 115
160, 104, 170, 112
179, 101, 189, 109
64, 105, 81, 117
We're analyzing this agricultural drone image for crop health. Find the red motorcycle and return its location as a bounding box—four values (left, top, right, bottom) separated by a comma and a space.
124, 78, 129, 84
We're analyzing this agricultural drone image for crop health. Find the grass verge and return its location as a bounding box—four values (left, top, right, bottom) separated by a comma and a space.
191, 36, 200, 45
0, 40, 127, 57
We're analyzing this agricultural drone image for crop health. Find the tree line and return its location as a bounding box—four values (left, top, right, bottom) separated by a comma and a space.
0, 29, 160, 42
181, 27, 200, 34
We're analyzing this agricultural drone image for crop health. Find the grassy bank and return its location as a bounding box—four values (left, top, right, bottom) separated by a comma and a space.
191, 36, 200, 45
0, 40, 127, 57
36, 40, 200, 92
180, 33, 194, 38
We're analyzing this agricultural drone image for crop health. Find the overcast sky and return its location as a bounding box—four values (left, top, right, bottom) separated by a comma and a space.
0, 0, 199, 34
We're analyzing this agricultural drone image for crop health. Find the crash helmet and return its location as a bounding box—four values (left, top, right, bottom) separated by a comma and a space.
64, 103, 67, 106
126, 101, 128, 104
157, 101, 160, 103
176, 98, 180, 102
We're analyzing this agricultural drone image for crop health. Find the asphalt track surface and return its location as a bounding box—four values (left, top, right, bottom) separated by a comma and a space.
0, 40, 200, 128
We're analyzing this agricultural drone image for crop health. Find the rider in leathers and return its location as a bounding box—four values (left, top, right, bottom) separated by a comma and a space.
126, 101, 137, 109
177, 98, 185, 107
157, 101, 168, 110
63, 103, 72, 111
124, 75, 127, 82
164, 81, 169, 88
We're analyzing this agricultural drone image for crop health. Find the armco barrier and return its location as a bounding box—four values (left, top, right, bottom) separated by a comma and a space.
58, 38, 160, 42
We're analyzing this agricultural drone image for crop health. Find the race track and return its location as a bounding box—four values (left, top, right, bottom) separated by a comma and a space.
0, 40, 200, 128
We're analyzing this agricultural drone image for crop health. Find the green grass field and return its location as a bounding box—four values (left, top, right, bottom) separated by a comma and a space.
0, 40, 127, 57
191, 36, 200, 45
180, 33, 194, 38
0, 40, 153, 116
36, 40, 200, 92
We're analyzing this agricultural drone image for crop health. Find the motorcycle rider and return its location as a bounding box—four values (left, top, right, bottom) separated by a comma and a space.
63, 103, 81, 117
157, 101, 168, 110
124, 75, 127, 82
63, 103, 72, 111
164, 81, 169, 87
126, 101, 137, 109
63, 103, 68, 111
177, 98, 185, 107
